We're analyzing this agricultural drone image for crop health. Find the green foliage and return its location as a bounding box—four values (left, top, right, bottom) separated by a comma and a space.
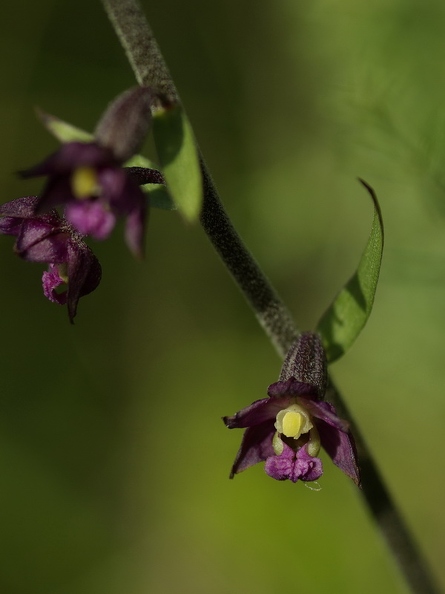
152, 105, 203, 222
36, 109, 94, 142
316, 180, 384, 363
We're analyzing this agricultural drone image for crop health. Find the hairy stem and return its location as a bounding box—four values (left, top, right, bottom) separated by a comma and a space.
101, 1, 440, 592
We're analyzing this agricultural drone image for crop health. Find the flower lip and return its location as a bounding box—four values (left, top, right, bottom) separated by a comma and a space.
265, 442, 323, 483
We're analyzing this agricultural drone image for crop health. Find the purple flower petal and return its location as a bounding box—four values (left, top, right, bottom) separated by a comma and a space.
299, 398, 349, 432
36, 176, 77, 213
0, 196, 40, 218
316, 419, 360, 486
15, 220, 69, 263
97, 167, 127, 205
65, 201, 116, 239
228, 421, 275, 477
20, 142, 115, 178
100, 169, 145, 214
0, 217, 24, 236
223, 395, 293, 429
65, 240, 102, 323
265, 443, 323, 483
125, 205, 146, 258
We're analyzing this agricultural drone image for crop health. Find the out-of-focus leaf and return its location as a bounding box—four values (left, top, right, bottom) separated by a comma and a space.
316, 180, 384, 363
36, 110, 94, 143
148, 185, 176, 210
152, 105, 202, 221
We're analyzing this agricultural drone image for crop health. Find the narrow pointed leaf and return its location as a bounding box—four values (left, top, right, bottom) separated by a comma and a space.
316, 180, 384, 363
36, 110, 94, 143
152, 105, 202, 221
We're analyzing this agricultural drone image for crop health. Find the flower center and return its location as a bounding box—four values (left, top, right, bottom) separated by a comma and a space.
275, 404, 313, 439
71, 167, 100, 199
282, 411, 303, 438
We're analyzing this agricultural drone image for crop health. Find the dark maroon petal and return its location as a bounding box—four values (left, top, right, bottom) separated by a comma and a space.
0, 196, 40, 218
316, 418, 361, 486
125, 205, 146, 258
19, 142, 115, 178
35, 176, 76, 213
228, 421, 275, 477
65, 201, 116, 239
223, 396, 292, 429
15, 221, 69, 263
279, 332, 327, 398
265, 443, 323, 483
94, 87, 153, 162
267, 378, 318, 399
0, 217, 23, 236
298, 398, 349, 432
65, 240, 101, 322
126, 166, 165, 186
98, 167, 127, 208
100, 169, 146, 214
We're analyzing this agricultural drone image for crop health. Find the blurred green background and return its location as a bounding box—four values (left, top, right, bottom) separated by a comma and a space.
0, 1, 444, 593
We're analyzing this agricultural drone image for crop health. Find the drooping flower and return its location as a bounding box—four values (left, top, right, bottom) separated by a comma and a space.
19, 87, 163, 257
0, 196, 101, 322
223, 332, 360, 486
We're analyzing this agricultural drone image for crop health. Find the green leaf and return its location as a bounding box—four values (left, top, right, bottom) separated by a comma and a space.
36, 109, 94, 143
316, 180, 384, 363
148, 185, 177, 210
152, 105, 202, 221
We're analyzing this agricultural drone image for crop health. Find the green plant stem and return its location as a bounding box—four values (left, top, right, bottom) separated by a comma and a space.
101, 1, 440, 592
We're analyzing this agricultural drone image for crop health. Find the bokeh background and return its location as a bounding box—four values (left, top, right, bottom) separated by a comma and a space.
0, 1, 444, 593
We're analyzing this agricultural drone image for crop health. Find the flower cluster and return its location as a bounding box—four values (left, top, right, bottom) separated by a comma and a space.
0, 87, 164, 321
223, 332, 360, 486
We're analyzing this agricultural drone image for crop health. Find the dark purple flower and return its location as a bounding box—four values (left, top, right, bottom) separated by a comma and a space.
0, 196, 101, 322
19, 87, 164, 257
223, 332, 360, 486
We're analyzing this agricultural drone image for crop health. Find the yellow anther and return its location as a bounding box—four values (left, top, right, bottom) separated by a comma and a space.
307, 426, 321, 457
275, 404, 313, 439
272, 432, 284, 456
71, 167, 99, 198
282, 411, 304, 438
